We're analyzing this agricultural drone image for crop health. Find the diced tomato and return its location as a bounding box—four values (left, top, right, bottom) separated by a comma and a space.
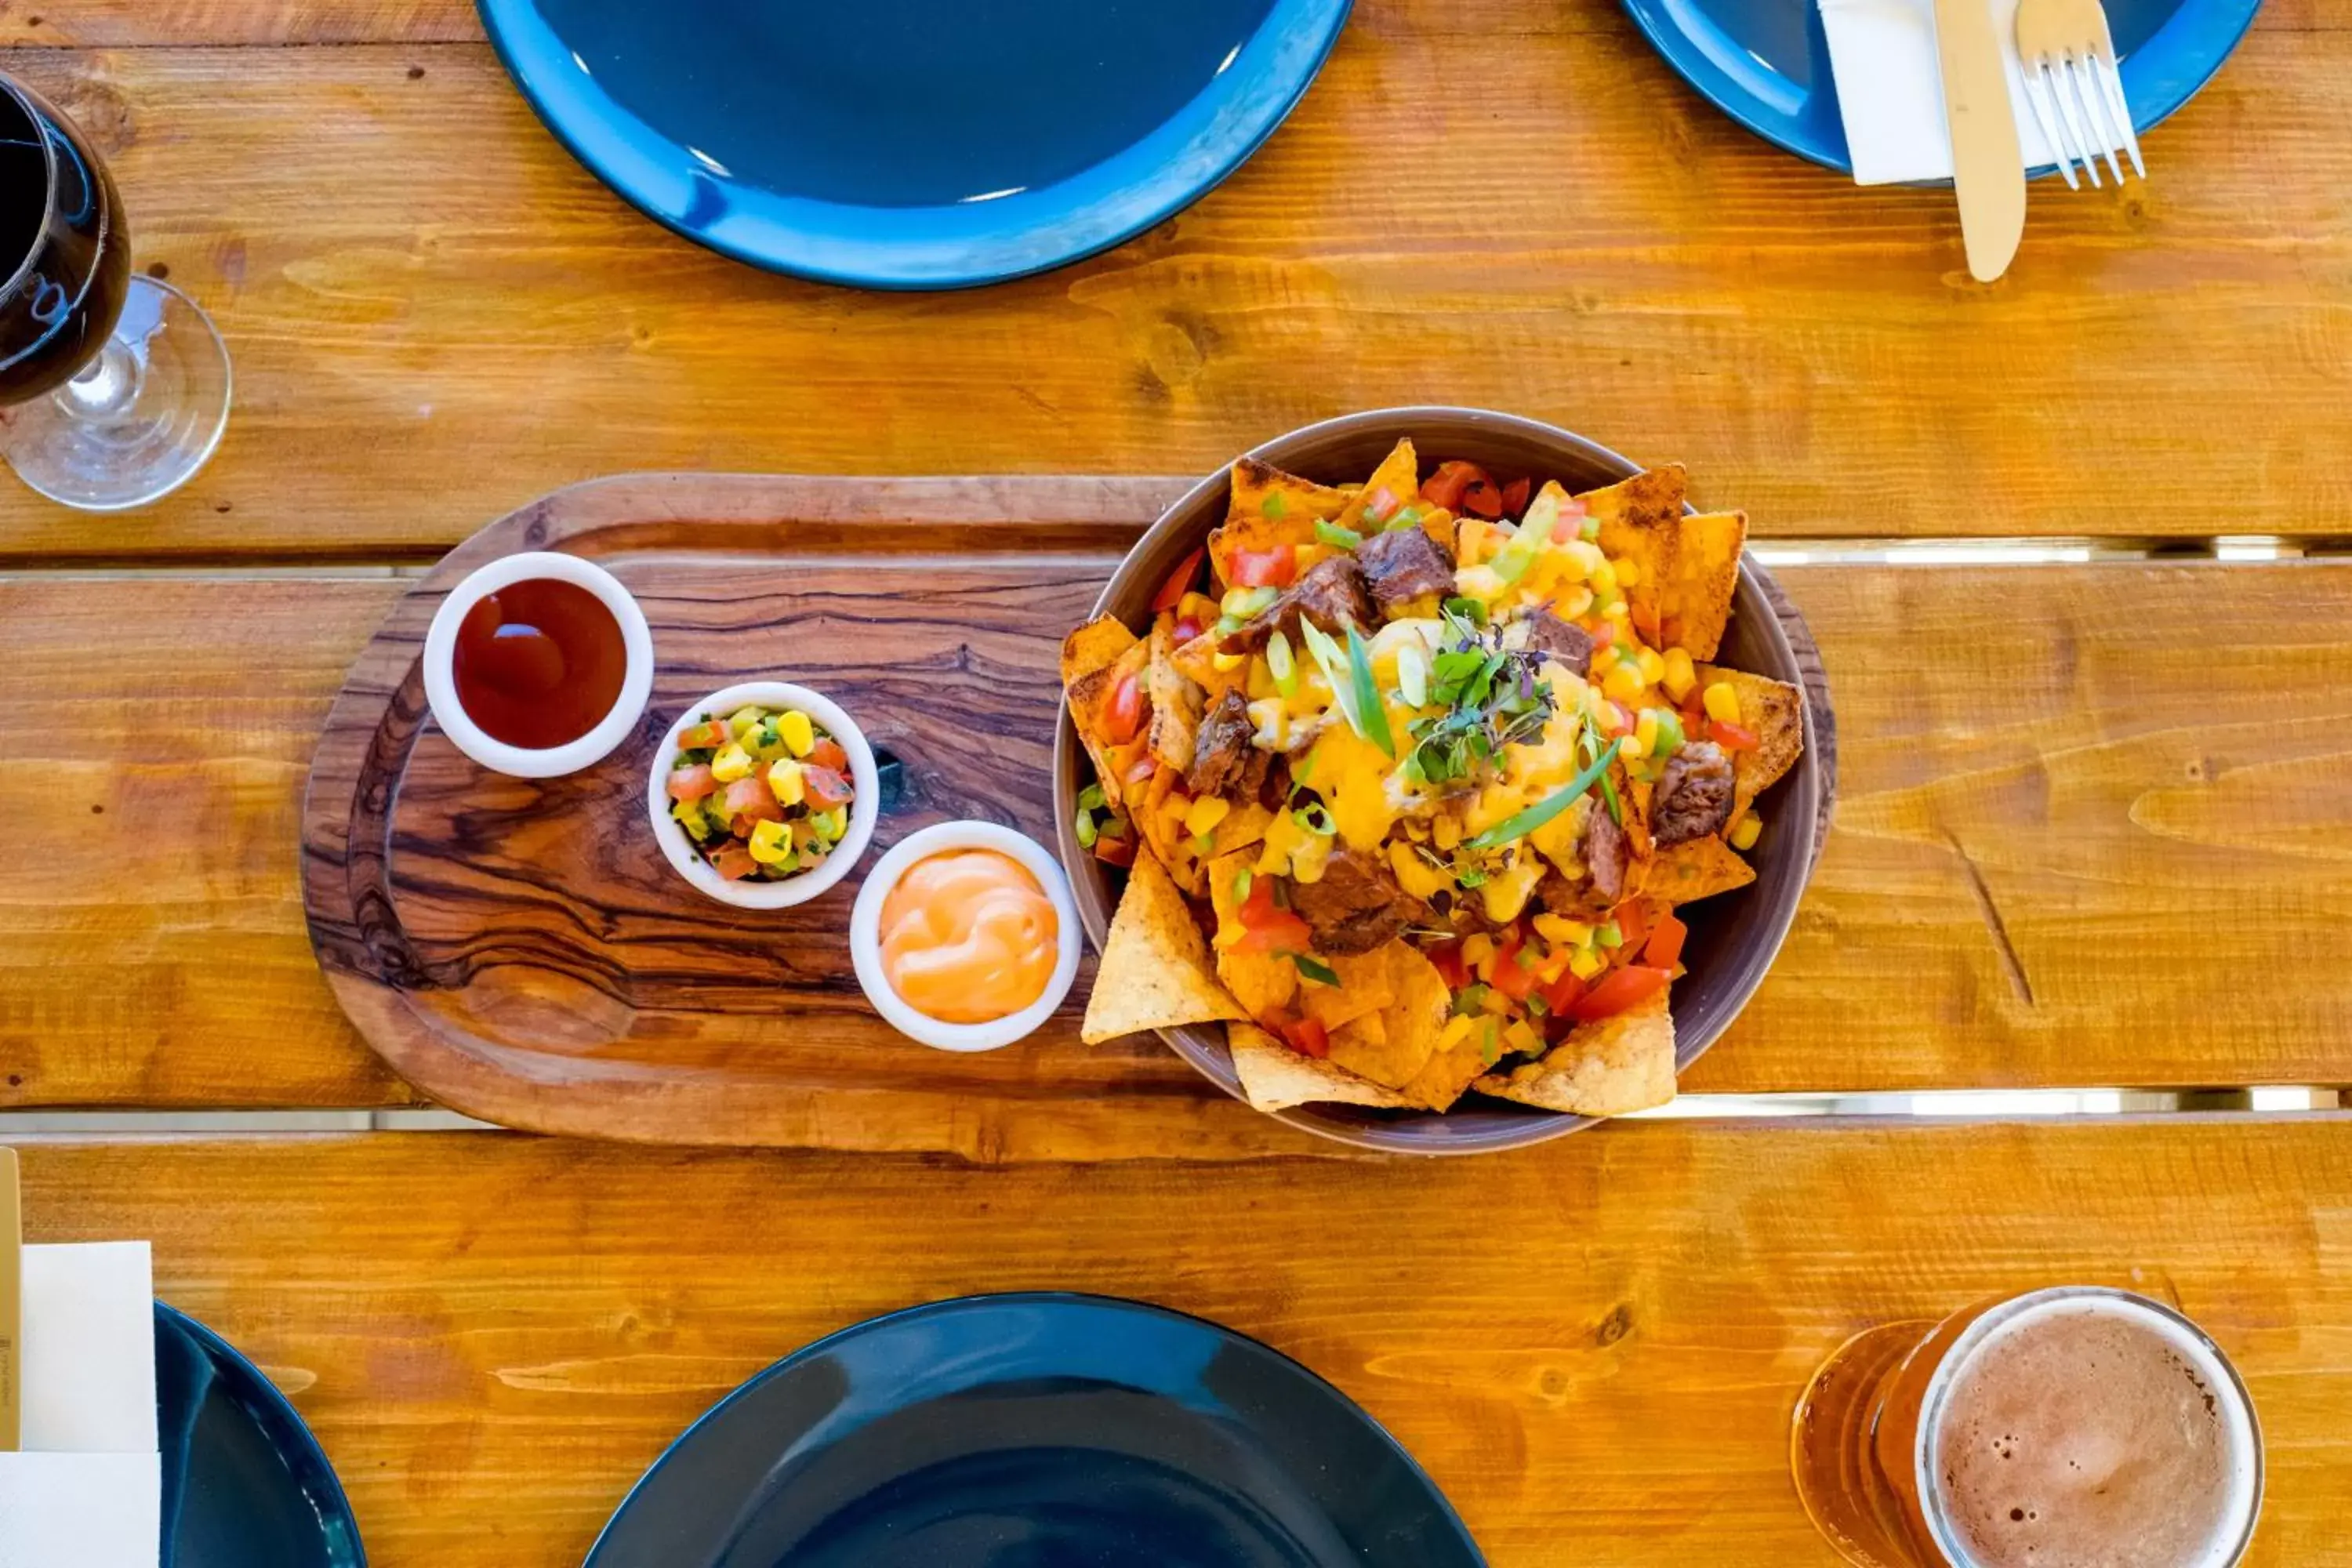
1275, 1014, 1331, 1059
1488, 926, 1539, 1004
723, 774, 781, 822
1421, 461, 1489, 512
1104, 671, 1147, 743
1707, 720, 1760, 753
1172, 616, 1203, 645
1569, 964, 1672, 1022
1234, 876, 1315, 953
676, 720, 731, 750
1230, 545, 1297, 589
1152, 546, 1204, 613
708, 844, 759, 880
803, 764, 854, 810
1500, 477, 1532, 518
1363, 486, 1402, 524
1094, 833, 1137, 868
1644, 912, 1688, 970
1538, 967, 1588, 1017
804, 738, 849, 774
1612, 899, 1649, 954
1428, 940, 1469, 990
666, 764, 717, 802
1460, 474, 1504, 519
1629, 601, 1662, 644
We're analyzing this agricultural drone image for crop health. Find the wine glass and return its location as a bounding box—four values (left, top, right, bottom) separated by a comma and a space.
0, 71, 230, 511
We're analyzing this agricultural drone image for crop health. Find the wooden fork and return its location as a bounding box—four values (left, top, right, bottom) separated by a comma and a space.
2016, 0, 2146, 187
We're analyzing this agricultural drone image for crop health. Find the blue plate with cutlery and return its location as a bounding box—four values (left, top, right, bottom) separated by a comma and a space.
1620, 0, 2261, 172
583, 1293, 1483, 1567
477, 0, 1352, 289
158, 1302, 365, 1567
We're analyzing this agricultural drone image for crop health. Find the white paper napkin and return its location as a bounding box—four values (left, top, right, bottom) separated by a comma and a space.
1819, 0, 2060, 183
0, 1242, 161, 1568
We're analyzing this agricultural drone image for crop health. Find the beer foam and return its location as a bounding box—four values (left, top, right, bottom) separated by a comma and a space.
1919, 1290, 2259, 1568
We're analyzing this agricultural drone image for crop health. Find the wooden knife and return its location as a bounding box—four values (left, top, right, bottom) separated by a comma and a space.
0, 1147, 18, 1451
1932, 0, 2027, 280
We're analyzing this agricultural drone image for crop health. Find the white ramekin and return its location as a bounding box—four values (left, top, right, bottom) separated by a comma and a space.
850, 821, 1081, 1052
422, 551, 655, 779
645, 681, 880, 911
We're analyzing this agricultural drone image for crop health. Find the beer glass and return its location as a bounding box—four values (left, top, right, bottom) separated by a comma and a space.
1791, 1286, 2262, 1568
1, 71, 231, 510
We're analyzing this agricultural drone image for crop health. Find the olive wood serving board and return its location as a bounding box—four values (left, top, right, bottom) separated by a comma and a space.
300, 475, 1835, 1149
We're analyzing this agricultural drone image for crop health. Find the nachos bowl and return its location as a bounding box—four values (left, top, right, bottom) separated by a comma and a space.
1054, 408, 1826, 1154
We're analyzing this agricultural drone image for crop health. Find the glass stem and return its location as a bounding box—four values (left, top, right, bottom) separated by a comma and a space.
53, 334, 143, 425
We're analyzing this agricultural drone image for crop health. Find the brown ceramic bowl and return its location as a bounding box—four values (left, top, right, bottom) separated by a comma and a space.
1054, 408, 1829, 1154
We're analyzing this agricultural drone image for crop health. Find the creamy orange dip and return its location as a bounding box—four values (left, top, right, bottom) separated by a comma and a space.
877, 849, 1059, 1024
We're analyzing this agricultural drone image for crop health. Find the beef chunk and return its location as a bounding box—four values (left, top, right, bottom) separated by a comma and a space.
1219, 555, 1376, 655
1651, 740, 1736, 847
1353, 526, 1455, 612
1535, 801, 1627, 918
1510, 609, 1595, 677
1187, 688, 1257, 797
1289, 846, 1434, 956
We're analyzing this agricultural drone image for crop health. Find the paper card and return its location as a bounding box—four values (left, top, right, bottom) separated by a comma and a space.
0, 1450, 161, 1568
22, 1243, 156, 1454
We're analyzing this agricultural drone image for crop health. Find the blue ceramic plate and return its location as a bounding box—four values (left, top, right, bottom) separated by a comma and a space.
584, 1293, 1484, 1567
477, 0, 1353, 288
1620, 0, 2261, 173
156, 1302, 365, 1568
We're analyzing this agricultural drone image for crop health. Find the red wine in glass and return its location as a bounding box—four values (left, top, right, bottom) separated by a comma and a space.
0, 71, 230, 510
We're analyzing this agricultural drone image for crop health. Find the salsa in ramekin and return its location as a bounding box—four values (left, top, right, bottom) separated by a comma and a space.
664, 700, 857, 884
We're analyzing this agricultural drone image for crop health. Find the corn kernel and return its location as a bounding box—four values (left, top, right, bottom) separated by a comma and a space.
1185, 795, 1231, 837
1704, 681, 1742, 724
1633, 709, 1660, 759
1533, 913, 1592, 946
709, 742, 753, 783
1569, 946, 1607, 981
1563, 539, 1606, 579
1438, 1014, 1476, 1051
1462, 933, 1497, 969
1504, 1018, 1543, 1054
1589, 559, 1619, 597
1160, 791, 1191, 821
1730, 811, 1763, 851
1602, 663, 1646, 705
1432, 814, 1462, 851
1481, 985, 1513, 1015
747, 818, 796, 866
766, 758, 805, 806
771, 709, 813, 757
1590, 644, 1619, 677
1602, 598, 1631, 625
1555, 585, 1595, 619
1612, 555, 1642, 590
1635, 646, 1665, 684
725, 705, 766, 739
1589, 695, 1621, 732
1211, 650, 1247, 673
1662, 647, 1697, 701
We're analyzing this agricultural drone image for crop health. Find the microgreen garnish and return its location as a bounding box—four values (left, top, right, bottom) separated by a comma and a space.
1461, 738, 1623, 853
1403, 611, 1556, 787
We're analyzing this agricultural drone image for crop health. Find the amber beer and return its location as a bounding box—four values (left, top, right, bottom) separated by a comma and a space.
1791, 1287, 2261, 1568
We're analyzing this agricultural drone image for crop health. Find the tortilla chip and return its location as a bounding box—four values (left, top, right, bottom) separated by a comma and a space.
1062, 614, 1138, 688
1210, 459, 1351, 588
1207, 850, 1297, 1018
1647, 835, 1758, 904
1334, 438, 1420, 534
1301, 947, 1396, 1036
1208, 802, 1274, 862
1473, 992, 1676, 1116
1383, 943, 1480, 1109
1577, 466, 1686, 597
1130, 772, 1208, 898
1145, 615, 1203, 774
1664, 511, 1747, 660
1695, 664, 1803, 819
1067, 637, 1150, 810
1317, 943, 1441, 1087
1170, 629, 1247, 708
1080, 848, 1247, 1044
1228, 1022, 1419, 1113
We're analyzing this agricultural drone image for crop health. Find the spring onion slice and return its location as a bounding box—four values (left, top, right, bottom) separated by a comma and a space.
1287, 952, 1340, 985
1396, 642, 1428, 709
1345, 624, 1395, 757
1315, 520, 1363, 550
1266, 630, 1298, 696
1298, 621, 1365, 742
1463, 738, 1622, 853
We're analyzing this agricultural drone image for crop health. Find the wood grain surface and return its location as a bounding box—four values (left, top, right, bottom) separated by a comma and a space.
9, 546, 2349, 1131
12, 1120, 2350, 1564
3, 0, 2350, 557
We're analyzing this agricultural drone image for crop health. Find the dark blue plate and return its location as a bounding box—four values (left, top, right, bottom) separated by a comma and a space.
156, 1302, 365, 1568
583, 1293, 1483, 1567
477, 0, 1352, 289
1620, 0, 2261, 173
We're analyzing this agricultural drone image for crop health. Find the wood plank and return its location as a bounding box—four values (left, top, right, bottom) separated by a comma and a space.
3, 20, 2350, 558
12, 1120, 2350, 1563
4, 556, 2347, 1128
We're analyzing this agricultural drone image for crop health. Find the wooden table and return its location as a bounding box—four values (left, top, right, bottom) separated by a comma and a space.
4, 0, 2349, 1563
